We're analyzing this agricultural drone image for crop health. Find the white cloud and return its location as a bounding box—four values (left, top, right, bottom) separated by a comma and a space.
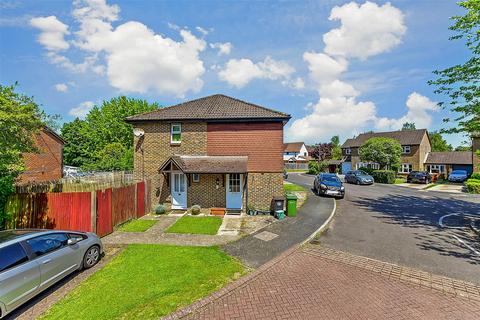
69, 101, 94, 118
323, 1, 406, 60
196, 26, 209, 36
210, 42, 232, 55
303, 52, 348, 87
30, 0, 207, 97
375, 92, 438, 130
219, 56, 294, 88
54, 83, 68, 92
292, 77, 305, 89
30, 16, 70, 51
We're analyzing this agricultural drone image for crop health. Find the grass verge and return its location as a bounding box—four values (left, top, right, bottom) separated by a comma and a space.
40, 244, 244, 320
165, 216, 223, 235
283, 182, 307, 193
394, 178, 406, 184
118, 219, 157, 232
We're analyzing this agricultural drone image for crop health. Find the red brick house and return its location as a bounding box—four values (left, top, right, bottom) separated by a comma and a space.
17, 127, 65, 184
126, 94, 290, 211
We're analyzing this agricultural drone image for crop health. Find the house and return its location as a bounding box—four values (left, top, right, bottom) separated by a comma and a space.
17, 126, 65, 184
126, 94, 290, 211
473, 133, 480, 173
341, 129, 476, 176
283, 142, 310, 169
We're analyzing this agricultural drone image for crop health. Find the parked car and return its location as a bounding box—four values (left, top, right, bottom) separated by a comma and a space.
406, 171, 432, 184
344, 170, 374, 185
313, 173, 345, 199
448, 170, 468, 183
0, 229, 103, 318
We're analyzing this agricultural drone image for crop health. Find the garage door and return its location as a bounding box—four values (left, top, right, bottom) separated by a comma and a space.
452, 164, 473, 175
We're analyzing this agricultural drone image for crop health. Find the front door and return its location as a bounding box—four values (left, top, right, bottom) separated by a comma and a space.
171, 172, 187, 209
226, 173, 243, 209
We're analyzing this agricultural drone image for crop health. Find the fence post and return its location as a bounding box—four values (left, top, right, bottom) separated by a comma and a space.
91, 191, 97, 233
134, 182, 138, 218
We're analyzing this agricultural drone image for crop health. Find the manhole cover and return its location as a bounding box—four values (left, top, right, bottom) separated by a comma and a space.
254, 231, 279, 241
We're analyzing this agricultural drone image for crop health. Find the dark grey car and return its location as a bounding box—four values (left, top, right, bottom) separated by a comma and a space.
0, 230, 103, 318
344, 170, 374, 185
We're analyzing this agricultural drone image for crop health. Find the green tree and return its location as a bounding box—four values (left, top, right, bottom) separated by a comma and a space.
429, 0, 480, 134
61, 96, 159, 171
455, 145, 471, 151
0, 84, 45, 227
330, 135, 342, 160
430, 131, 453, 151
401, 122, 416, 131
359, 137, 402, 170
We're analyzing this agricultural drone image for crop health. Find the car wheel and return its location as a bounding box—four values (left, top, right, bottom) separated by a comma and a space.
338, 195, 344, 199
83, 245, 101, 269
356, 180, 360, 185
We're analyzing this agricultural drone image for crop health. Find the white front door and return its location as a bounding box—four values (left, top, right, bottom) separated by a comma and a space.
171, 172, 187, 209
226, 173, 243, 209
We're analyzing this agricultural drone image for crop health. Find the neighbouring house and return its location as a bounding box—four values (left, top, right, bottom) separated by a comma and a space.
126, 94, 290, 212
283, 142, 311, 170
341, 129, 475, 176
473, 133, 480, 173
17, 126, 65, 184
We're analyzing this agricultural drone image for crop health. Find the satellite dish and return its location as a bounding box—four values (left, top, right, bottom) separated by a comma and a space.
133, 128, 145, 137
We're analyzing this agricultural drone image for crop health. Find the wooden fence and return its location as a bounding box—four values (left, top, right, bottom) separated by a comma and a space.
5, 181, 149, 237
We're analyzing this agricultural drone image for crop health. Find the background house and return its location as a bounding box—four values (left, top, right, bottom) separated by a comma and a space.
424, 152, 473, 175
17, 126, 64, 184
283, 142, 310, 170
126, 94, 290, 212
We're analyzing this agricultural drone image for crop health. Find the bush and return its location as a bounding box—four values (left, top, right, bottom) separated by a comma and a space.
466, 179, 480, 194
191, 204, 201, 215
308, 161, 328, 175
357, 167, 375, 175
155, 204, 167, 215
470, 172, 480, 180
371, 170, 396, 184
0, 176, 15, 229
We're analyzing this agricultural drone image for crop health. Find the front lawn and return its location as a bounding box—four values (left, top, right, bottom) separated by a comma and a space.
41, 245, 244, 320
283, 183, 306, 193
118, 219, 157, 232
394, 178, 406, 184
165, 216, 223, 235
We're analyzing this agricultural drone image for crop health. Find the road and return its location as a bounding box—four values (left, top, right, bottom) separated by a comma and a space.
287, 172, 480, 284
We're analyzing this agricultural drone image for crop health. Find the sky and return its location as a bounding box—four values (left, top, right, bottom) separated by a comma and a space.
0, 0, 472, 147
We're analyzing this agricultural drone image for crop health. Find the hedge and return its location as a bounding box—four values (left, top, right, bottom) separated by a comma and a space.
470, 172, 480, 180
466, 178, 480, 194
371, 170, 396, 184
357, 167, 375, 175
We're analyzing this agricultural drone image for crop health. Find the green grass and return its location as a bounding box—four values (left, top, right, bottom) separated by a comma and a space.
283, 183, 306, 193
118, 219, 157, 232
286, 169, 307, 172
40, 245, 244, 320
394, 178, 406, 184
165, 216, 223, 235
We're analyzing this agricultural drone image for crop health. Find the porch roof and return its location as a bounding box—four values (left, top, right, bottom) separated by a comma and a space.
159, 155, 248, 173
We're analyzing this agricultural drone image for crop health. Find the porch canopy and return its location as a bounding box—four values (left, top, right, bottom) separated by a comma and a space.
159, 155, 248, 173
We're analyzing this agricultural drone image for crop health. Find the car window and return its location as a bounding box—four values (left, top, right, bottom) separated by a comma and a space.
357, 171, 367, 175
68, 233, 87, 242
27, 233, 68, 257
0, 242, 29, 273
323, 176, 340, 183
452, 170, 466, 175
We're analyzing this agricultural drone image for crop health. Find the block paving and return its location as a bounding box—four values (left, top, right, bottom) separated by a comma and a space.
168, 245, 480, 320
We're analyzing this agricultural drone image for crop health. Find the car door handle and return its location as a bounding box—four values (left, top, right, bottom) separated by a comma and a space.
42, 259, 52, 264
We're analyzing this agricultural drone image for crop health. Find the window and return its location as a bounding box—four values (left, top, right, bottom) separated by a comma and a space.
27, 233, 68, 257
356, 162, 380, 170
171, 123, 181, 144
402, 145, 411, 154
0, 243, 29, 273
192, 173, 200, 182
68, 233, 87, 242
427, 164, 445, 174
345, 148, 351, 155
228, 174, 241, 193
399, 164, 413, 173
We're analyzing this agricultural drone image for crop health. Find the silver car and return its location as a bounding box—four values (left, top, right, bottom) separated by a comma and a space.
0, 229, 103, 318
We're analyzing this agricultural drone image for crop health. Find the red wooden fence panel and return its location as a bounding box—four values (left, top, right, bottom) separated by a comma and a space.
111, 184, 136, 227
96, 189, 113, 237
136, 182, 145, 218
46, 192, 92, 232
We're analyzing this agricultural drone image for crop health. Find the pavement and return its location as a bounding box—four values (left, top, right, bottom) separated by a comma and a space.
168, 245, 480, 320
222, 178, 335, 268
285, 173, 480, 285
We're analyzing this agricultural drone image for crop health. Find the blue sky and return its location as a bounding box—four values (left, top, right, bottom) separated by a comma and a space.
0, 0, 471, 147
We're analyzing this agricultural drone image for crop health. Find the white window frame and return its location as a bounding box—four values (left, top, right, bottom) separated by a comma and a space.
171, 123, 181, 144
345, 148, 351, 155
356, 162, 380, 170
399, 163, 413, 173
192, 173, 200, 182
427, 164, 445, 174
402, 145, 411, 154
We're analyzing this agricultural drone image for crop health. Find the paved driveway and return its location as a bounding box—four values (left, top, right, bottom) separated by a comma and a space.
288, 173, 480, 284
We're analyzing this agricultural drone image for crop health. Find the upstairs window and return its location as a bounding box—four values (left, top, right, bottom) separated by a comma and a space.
171, 123, 181, 144
402, 145, 411, 154
345, 148, 351, 155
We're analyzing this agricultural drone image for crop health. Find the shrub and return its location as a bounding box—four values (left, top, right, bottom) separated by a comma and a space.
371, 170, 396, 184
470, 172, 480, 180
191, 204, 201, 215
466, 179, 480, 194
155, 204, 166, 215
308, 161, 328, 175
357, 167, 375, 175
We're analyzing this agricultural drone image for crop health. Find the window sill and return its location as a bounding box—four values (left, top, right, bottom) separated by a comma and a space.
170, 142, 181, 146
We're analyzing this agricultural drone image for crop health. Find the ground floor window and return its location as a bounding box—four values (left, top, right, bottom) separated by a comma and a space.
228, 173, 241, 193
356, 162, 380, 170
427, 164, 446, 174
399, 164, 413, 173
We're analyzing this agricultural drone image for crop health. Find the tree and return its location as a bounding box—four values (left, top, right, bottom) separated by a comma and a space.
401, 122, 416, 131
430, 131, 453, 152
455, 145, 471, 151
311, 143, 333, 162
359, 137, 402, 170
330, 135, 342, 160
0, 84, 45, 228
429, 0, 480, 135
61, 96, 159, 170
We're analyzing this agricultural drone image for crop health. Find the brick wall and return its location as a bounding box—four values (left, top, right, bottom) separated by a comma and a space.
18, 129, 63, 184
188, 173, 226, 208
473, 135, 480, 173
247, 172, 283, 210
